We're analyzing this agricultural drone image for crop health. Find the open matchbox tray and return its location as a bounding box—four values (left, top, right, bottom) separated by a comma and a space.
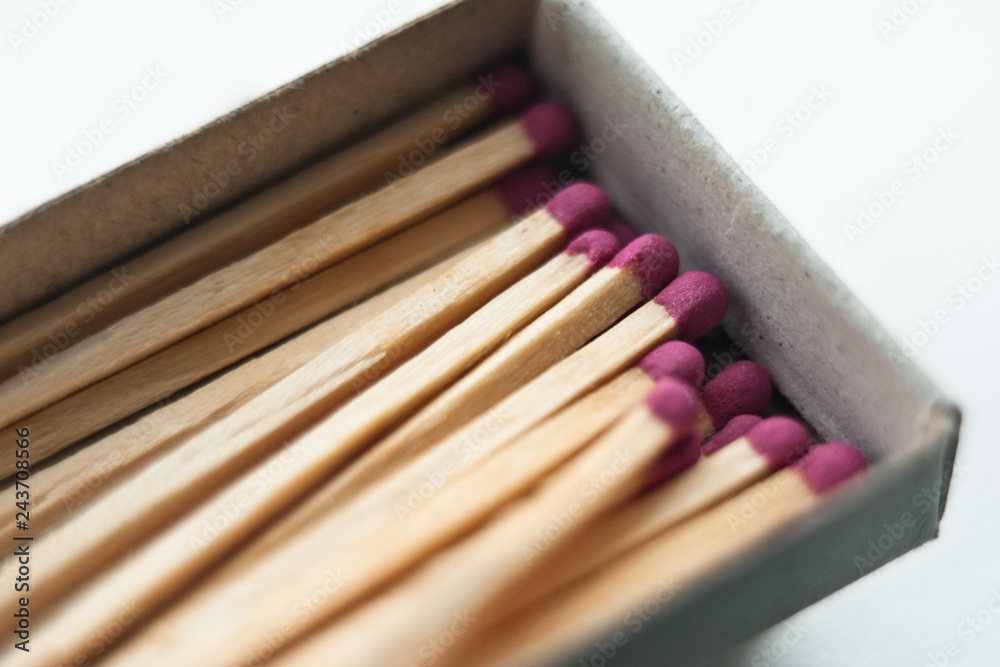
0, 1, 962, 665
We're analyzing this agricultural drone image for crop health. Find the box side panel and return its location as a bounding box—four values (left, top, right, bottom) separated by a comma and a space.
548, 407, 959, 667
530, 0, 948, 464
0, 0, 537, 322
530, 2, 962, 664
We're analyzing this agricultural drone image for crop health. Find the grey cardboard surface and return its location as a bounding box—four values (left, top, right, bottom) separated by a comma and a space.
1, 0, 961, 664
531, 1, 961, 664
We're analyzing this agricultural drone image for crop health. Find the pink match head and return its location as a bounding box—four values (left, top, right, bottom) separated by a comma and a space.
607, 221, 639, 245
520, 101, 578, 158
653, 271, 727, 342
743, 416, 810, 470
700, 361, 772, 431
565, 230, 620, 275
702, 414, 762, 455
791, 441, 867, 496
645, 378, 698, 434
608, 235, 679, 299
493, 164, 559, 217
637, 341, 705, 388
544, 183, 612, 235
478, 64, 536, 115
645, 431, 702, 489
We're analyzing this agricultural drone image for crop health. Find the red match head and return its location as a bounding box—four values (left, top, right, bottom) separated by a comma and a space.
700, 361, 772, 431
544, 182, 612, 235
607, 220, 639, 245
565, 230, 620, 275
645, 378, 698, 434
742, 416, 810, 470
646, 431, 702, 488
637, 341, 705, 388
493, 164, 559, 217
478, 64, 536, 115
653, 271, 727, 342
792, 441, 867, 496
520, 101, 578, 158
608, 234, 679, 299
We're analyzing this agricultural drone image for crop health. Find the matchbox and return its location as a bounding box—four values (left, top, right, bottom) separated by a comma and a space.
0, 1, 961, 665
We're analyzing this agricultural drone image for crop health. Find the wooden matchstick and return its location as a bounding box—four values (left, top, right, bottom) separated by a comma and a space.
466, 416, 811, 630
0, 100, 578, 428
701, 413, 763, 453
0, 65, 534, 381
242, 234, 682, 554
1, 165, 557, 476
232, 271, 726, 580
25, 185, 609, 626
693, 359, 773, 440
441, 442, 868, 667
103, 380, 701, 667
201, 341, 705, 591
0, 228, 491, 546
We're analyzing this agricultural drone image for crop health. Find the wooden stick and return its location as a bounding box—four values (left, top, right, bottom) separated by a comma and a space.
83, 261, 688, 667
241, 235, 680, 557
25, 187, 604, 629
1, 173, 539, 477
441, 443, 867, 667
136, 346, 704, 660
260, 383, 698, 667
0, 101, 576, 428
278, 272, 724, 561
465, 416, 811, 630
0, 229, 490, 546
0, 65, 533, 381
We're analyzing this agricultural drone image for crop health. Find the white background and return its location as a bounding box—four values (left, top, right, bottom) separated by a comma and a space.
2, 1, 998, 665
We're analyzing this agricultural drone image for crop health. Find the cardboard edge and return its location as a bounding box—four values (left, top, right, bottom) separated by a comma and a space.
0, 0, 537, 322
549, 427, 957, 667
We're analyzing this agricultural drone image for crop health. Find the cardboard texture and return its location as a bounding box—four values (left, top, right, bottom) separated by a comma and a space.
2, 0, 961, 664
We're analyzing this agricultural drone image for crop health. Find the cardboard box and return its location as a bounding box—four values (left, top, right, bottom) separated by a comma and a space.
0, 1, 961, 664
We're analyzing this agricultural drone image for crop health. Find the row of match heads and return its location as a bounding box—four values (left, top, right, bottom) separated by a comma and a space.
637, 343, 867, 498
471, 108, 868, 499
458, 62, 868, 499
